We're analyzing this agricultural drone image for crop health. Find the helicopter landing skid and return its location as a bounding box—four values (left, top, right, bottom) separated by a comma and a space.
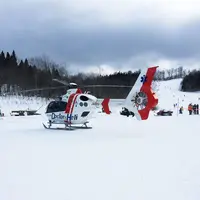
42, 122, 92, 131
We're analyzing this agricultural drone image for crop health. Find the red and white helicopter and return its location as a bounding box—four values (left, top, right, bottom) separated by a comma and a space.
43, 66, 159, 130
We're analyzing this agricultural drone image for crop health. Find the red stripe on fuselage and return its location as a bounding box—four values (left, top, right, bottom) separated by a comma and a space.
65, 88, 82, 114
65, 93, 79, 123
65, 93, 76, 113
69, 94, 79, 115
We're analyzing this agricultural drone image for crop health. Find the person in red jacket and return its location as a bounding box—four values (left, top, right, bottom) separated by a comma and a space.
188, 104, 193, 115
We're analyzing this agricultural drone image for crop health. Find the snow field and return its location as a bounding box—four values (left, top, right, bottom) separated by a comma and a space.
0, 79, 200, 200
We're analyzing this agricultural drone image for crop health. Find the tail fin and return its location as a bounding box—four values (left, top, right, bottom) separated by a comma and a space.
124, 66, 158, 120
101, 98, 111, 114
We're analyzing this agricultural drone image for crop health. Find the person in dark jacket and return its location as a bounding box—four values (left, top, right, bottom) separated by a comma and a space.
193, 104, 196, 115
179, 106, 183, 114
197, 104, 199, 115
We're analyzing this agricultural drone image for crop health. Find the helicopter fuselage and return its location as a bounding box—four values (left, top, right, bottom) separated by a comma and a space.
45, 92, 98, 125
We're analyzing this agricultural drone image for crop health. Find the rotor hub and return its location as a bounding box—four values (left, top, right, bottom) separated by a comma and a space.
132, 91, 148, 110
136, 96, 143, 105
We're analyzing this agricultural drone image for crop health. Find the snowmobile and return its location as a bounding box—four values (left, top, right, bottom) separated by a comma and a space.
120, 107, 135, 117
156, 109, 173, 116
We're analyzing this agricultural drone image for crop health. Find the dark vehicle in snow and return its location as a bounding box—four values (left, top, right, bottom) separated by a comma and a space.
120, 107, 135, 117
10, 110, 40, 116
156, 109, 173, 116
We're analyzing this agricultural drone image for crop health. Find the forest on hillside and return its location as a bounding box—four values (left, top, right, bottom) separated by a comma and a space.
0, 50, 192, 98
181, 69, 200, 92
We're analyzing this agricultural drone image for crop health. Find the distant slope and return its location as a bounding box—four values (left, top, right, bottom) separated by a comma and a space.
1, 78, 200, 116
157, 79, 200, 112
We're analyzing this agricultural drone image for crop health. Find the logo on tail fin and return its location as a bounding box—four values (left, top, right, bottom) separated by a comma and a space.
140, 75, 147, 83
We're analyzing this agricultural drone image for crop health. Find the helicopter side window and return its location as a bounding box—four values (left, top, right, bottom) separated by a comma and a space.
80, 95, 89, 101
58, 101, 67, 111
46, 101, 67, 113
46, 101, 56, 113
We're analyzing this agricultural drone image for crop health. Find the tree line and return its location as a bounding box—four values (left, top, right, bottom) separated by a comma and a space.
0, 50, 191, 98
0, 51, 65, 97
180, 69, 200, 92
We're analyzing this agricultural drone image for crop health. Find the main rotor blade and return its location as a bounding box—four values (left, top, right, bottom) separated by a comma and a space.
52, 79, 69, 86
3, 84, 133, 95
3, 86, 67, 94
81, 84, 132, 88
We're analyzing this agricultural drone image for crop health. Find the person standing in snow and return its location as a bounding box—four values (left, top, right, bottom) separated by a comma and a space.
188, 104, 193, 115
179, 106, 183, 114
193, 104, 197, 115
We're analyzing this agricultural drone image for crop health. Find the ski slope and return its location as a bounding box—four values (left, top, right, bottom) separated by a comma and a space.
157, 78, 200, 111
1, 79, 200, 200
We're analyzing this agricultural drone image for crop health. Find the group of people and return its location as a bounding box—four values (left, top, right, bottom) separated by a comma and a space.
188, 103, 199, 115
177, 103, 199, 115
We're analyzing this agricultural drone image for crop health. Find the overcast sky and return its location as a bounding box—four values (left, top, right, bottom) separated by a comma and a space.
1, 0, 200, 74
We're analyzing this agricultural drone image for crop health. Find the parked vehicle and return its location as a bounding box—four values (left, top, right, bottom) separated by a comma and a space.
156, 109, 173, 116
120, 107, 135, 117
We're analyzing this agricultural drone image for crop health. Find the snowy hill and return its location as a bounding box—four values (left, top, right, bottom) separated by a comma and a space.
157, 79, 200, 111
1, 79, 200, 200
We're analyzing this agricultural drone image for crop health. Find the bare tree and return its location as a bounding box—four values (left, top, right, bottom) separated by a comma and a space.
28, 55, 67, 73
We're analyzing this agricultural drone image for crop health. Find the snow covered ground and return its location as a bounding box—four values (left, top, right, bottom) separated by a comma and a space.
1, 79, 200, 200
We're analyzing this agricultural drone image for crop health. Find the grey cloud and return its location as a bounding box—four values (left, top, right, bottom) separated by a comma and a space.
1, 1, 200, 70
